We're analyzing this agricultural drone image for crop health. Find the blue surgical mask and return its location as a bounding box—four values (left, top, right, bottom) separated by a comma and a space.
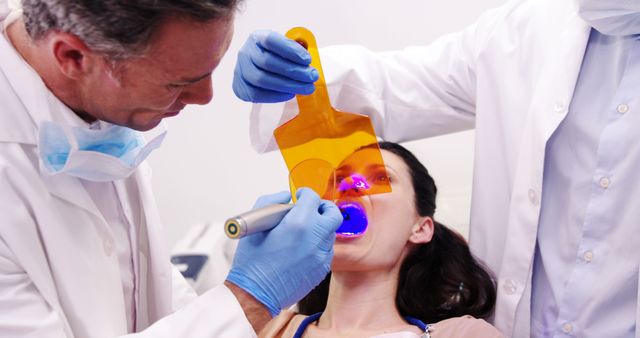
39, 120, 167, 182
578, 0, 640, 36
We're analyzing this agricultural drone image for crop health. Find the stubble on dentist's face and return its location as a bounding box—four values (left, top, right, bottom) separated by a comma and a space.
81, 15, 235, 131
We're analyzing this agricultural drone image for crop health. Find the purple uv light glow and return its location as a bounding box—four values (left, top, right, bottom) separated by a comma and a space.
337, 173, 370, 193
336, 202, 368, 237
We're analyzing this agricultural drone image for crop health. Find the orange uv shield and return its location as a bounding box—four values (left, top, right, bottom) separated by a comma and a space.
274, 27, 391, 200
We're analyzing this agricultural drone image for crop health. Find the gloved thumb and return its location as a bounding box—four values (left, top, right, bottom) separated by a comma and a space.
318, 200, 343, 233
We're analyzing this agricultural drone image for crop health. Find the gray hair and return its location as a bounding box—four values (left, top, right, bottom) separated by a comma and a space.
22, 0, 243, 60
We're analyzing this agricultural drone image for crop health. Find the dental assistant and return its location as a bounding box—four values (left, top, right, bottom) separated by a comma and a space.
0, 1, 342, 337
233, 0, 640, 337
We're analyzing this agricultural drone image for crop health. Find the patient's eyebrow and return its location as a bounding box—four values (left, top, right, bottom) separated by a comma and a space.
336, 163, 393, 175
336, 164, 353, 173
366, 163, 386, 170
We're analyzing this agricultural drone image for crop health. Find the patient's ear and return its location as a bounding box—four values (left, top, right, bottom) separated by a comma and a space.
409, 217, 434, 244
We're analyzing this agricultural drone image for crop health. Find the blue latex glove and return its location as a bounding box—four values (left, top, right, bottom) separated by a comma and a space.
233, 30, 320, 103
226, 188, 343, 316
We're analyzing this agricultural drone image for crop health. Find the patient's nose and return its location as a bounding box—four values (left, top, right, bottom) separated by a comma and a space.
337, 174, 371, 196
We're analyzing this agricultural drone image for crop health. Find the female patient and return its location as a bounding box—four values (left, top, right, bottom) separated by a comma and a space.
260, 142, 502, 338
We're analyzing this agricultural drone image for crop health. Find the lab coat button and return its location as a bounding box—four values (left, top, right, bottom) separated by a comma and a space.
553, 102, 565, 113
103, 238, 115, 256
617, 104, 629, 114
503, 279, 517, 295
562, 323, 573, 333
528, 189, 539, 206
583, 250, 594, 262
599, 177, 610, 189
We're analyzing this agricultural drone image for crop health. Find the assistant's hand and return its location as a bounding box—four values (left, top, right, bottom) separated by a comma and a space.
233, 30, 319, 103
226, 188, 342, 316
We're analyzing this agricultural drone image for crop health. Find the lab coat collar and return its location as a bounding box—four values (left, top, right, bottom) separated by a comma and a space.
0, 12, 41, 144
0, 12, 108, 222
0, 10, 88, 144
0, 1, 8, 21
0, 10, 63, 145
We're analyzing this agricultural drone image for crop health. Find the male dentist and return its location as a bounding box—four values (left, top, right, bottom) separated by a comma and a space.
0, 0, 341, 337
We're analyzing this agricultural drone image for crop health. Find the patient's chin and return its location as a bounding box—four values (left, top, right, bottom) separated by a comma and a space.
330, 253, 371, 272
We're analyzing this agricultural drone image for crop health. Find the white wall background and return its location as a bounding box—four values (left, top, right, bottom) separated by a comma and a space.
149, 0, 506, 249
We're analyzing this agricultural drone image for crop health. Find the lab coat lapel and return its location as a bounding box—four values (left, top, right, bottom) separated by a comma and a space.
41, 173, 106, 224
528, 19, 591, 143
132, 162, 174, 328
0, 171, 75, 336
35, 175, 128, 336
496, 10, 592, 338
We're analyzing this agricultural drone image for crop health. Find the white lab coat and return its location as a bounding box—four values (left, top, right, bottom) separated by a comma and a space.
0, 10, 254, 338
251, 0, 640, 336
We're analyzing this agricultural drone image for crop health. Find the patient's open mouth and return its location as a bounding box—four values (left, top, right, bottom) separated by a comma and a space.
336, 201, 368, 238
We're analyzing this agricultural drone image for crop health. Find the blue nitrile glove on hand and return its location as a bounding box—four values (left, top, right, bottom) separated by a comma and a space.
233, 30, 320, 103
226, 188, 343, 316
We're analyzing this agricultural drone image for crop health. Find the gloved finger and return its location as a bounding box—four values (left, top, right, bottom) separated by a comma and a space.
312, 200, 342, 253
232, 73, 296, 103
318, 200, 343, 232
282, 188, 322, 222
251, 48, 319, 83
237, 228, 267, 247
253, 30, 313, 66
252, 190, 292, 209
240, 37, 318, 83
295, 187, 322, 206
238, 55, 316, 95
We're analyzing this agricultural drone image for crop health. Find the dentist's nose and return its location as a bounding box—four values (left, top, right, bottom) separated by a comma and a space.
179, 75, 214, 105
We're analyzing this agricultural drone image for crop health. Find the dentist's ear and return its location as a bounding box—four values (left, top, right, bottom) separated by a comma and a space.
408, 216, 434, 244
49, 32, 97, 79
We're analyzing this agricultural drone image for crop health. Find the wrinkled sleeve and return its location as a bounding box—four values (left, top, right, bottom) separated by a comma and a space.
0, 160, 255, 338
249, 5, 509, 153
126, 285, 256, 338
0, 256, 256, 338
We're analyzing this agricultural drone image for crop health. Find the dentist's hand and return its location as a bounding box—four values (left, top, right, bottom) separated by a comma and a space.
233, 30, 319, 103
226, 188, 342, 316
